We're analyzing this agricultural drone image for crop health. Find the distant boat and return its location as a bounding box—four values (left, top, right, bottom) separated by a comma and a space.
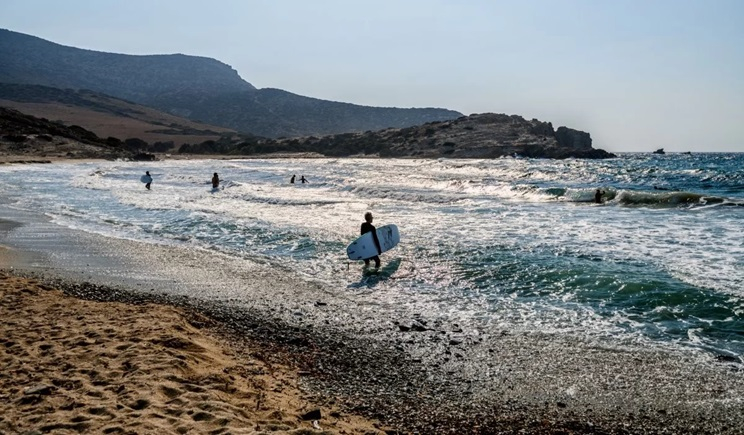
653, 148, 665, 154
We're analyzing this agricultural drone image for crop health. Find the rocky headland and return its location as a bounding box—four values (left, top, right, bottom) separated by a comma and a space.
183, 112, 616, 159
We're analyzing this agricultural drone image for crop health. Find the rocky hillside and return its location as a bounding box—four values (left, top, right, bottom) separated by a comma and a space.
0, 107, 144, 160
0, 29, 254, 102
151, 87, 462, 138
0, 29, 462, 138
180, 113, 616, 159
0, 83, 237, 147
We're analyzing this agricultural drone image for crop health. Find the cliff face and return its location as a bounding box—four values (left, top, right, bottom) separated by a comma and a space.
0, 29, 462, 138
183, 113, 615, 159
555, 126, 592, 150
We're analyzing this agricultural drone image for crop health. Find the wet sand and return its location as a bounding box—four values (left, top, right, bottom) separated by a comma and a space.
1, 181, 744, 434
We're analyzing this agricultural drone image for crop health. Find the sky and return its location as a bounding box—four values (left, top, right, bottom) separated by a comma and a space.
1, 0, 743, 152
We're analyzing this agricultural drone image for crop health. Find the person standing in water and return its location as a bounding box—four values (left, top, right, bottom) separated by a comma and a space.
300, 175, 308, 184
212, 172, 220, 189
594, 188, 605, 204
290, 174, 296, 184
361, 212, 381, 269
144, 171, 152, 190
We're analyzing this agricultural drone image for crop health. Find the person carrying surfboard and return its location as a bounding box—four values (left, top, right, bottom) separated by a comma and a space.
361, 212, 382, 268
144, 171, 152, 190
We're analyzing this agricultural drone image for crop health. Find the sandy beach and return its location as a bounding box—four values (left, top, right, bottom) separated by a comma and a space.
0, 264, 387, 434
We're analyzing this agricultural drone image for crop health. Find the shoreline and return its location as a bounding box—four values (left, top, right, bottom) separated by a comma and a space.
2, 205, 744, 433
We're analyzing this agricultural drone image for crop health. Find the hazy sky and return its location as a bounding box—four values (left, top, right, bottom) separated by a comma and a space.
2, 0, 743, 152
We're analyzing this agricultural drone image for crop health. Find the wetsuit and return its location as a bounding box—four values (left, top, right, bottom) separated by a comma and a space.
361, 222, 381, 268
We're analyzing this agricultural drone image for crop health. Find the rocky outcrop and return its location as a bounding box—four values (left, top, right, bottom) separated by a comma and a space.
184, 112, 615, 159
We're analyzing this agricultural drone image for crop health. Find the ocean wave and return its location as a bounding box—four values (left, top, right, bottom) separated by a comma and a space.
613, 190, 720, 207
347, 185, 463, 204
526, 185, 735, 208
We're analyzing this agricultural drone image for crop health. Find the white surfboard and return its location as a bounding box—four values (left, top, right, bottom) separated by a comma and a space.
346, 224, 400, 260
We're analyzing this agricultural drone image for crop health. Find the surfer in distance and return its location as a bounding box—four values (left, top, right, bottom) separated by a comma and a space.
594, 188, 604, 204
212, 172, 220, 189
145, 171, 151, 190
300, 175, 308, 184
361, 212, 381, 269
290, 174, 295, 184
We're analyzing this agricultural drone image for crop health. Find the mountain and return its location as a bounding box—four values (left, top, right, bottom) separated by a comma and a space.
180, 113, 616, 159
0, 106, 145, 161
0, 29, 254, 101
148, 87, 464, 138
0, 83, 237, 147
0, 29, 462, 138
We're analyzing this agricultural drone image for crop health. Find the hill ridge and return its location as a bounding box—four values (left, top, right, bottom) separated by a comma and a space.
0, 29, 462, 138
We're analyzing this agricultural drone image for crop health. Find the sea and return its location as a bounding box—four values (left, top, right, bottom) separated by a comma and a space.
1, 153, 742, 360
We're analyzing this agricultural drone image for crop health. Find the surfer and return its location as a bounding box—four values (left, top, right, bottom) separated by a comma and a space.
300, 175, 308, 184
594, 188, 604, 204
144, 171, 151, 190
212, 172, 219, 189
361, 212, 381, 268
290, 174, 296, 184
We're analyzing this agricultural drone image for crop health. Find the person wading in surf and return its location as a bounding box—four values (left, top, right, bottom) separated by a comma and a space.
212, 172, 220, 189
144, 171, 152, 190
595, 188, 605, 204
361, 212, 381, 269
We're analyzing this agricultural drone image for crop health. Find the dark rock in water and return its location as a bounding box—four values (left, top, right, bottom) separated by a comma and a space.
653, 148, 665, 154
300, 408, 322, 420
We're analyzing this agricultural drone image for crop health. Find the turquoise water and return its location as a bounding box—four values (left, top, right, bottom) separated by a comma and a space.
1, 153, 742, 358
